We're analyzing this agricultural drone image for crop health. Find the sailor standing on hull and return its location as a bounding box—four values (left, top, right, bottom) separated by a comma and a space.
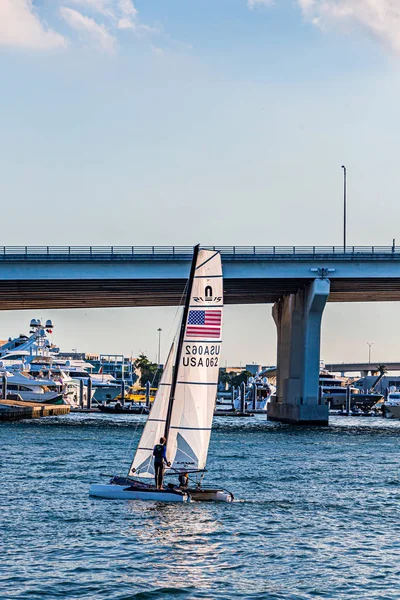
153, 437, 171, 490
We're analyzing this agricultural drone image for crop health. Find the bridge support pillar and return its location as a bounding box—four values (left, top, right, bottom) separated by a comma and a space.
268, 278, 330, 425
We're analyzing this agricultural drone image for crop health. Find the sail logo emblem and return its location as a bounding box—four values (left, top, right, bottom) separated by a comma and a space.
193, 285, 222, 303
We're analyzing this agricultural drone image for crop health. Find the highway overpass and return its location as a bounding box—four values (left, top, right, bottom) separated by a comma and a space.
326, 362, 400, 374
0, 245, 399, 309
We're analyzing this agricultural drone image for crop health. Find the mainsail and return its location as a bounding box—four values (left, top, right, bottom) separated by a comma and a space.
128, 344, 174, 478
166, 249, 223, 473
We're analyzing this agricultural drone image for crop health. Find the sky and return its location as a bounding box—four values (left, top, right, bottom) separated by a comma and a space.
0, 0, 400, 367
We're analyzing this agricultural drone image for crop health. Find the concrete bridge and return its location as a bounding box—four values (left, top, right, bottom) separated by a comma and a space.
2, 244, 400, 425
326, 362, 400, 375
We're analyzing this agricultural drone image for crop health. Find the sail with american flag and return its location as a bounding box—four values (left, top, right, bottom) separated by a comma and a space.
166, 249, 223, 473
88, 246, 233, 503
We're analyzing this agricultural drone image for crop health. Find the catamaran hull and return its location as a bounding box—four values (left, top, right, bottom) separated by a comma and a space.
89, 484, 189, 502
188, 489, 234, 502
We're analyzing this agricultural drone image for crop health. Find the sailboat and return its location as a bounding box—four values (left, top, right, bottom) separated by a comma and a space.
89, 246, 233, 503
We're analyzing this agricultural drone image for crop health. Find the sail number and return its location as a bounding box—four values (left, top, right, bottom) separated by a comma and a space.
183, 344, 220, 368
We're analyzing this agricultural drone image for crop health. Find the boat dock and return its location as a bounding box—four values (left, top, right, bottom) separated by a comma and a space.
0, 400, 70, 422
214, 410, 255, 417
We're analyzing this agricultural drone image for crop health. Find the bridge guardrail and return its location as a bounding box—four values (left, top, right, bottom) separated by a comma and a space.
0, 245, 399, 258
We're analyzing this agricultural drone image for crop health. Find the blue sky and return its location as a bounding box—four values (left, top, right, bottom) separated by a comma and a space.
0, 0, 400, 366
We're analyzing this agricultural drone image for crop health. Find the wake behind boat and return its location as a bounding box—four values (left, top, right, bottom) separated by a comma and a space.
89, 246, 234, 503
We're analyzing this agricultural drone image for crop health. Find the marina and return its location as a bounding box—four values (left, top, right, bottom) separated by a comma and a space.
0, 313, 399, 423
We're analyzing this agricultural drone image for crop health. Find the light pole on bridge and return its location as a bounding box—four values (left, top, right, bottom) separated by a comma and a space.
341, 165, 347, 252
367, 342, 374, 364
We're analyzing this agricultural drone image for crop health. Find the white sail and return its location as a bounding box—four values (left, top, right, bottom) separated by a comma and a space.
166, 249, 223, 473
128, 344, 174, 478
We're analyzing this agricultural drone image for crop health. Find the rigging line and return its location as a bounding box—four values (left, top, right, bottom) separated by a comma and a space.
195, 251, 219, 271
164, 244, 200, 441
165, 277, 189, 348
123, 327, 172, 472
122, 266, 191, 478
122, 358, 162, 472
122, 375, 158, 476
123, 400, 152, 475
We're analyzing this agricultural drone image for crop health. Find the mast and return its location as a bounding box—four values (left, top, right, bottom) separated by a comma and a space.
164, 244, 200, 441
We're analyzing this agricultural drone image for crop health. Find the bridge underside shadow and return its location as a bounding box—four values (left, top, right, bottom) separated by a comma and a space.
0, 277, 400, 309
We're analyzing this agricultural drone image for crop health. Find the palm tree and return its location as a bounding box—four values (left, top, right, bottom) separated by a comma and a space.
134, 354, 163, 387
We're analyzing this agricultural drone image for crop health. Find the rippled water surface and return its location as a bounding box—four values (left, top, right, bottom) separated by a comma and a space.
1, 414, 400, 599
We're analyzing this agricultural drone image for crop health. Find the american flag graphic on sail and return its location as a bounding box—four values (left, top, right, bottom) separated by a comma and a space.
186, 310, 222, 338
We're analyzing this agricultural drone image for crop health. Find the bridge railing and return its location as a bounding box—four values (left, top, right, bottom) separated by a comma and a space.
0, 245, 399, 258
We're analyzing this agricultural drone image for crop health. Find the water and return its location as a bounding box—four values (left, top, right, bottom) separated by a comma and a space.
1, 414, 400, 600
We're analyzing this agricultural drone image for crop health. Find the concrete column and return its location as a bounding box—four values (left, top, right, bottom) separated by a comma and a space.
268, 278, 330, 425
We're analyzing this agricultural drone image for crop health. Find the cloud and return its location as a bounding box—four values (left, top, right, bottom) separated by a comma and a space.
298, 0, 400, 54
61, 7, 116, 52
150, 44, 164, 55
248, 0, 400, 54
248, 0, 273, 7
114, 0, 152, 33
65, 0, 156, 39
67, 0, 114, 17
0, 0, 66, 49
118, 0, 137, 18
0, 0, 158, 53
117, 18, 158, 35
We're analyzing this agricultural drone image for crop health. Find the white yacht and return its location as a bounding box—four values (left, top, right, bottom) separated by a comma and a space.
319, 370, 347, 407
55, 361, 120, 404
0, 370, 63, 403
319, 367, 360, 408
383, 391, 400, 418
232, 377, 275, 411
0, 319, 120, 405
0, 320, 93, 407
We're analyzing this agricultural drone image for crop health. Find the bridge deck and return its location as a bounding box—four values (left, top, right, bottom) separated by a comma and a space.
0, 246, 399, 308
0, 245, 399, 260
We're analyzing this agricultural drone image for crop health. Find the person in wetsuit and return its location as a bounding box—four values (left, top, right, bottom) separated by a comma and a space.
153, 437, 170, 490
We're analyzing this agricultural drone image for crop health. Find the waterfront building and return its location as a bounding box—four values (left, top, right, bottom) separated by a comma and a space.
89, 354, 138, 386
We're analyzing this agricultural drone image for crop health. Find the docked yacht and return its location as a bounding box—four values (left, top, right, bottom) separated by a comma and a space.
383, 391, 400, 418
0, 319, 122, 405
0, 320, 93, 407
232, 377, 275, 411
0, 351, 85, 406
319, 368, 350, 408
0, 370, 64, 404
53, 361, 120, 404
